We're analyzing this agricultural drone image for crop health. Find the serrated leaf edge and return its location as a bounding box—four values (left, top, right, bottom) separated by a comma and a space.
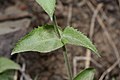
62, 27, 100, 56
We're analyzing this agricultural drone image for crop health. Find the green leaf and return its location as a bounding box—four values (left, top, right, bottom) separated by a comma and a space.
62, 27, 99, 56
73, 68, 95, 80
0, 70, 15, 80
0, 57, 20, 73
12, 25, 63, 54
36, 0, 56, 20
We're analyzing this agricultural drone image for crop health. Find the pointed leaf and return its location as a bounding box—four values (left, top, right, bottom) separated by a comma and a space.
36, 0, 56, 20
12, 25, 63, 54
0, 57, 20, 73
74, 68, 95, 80
62, 27, 99, 56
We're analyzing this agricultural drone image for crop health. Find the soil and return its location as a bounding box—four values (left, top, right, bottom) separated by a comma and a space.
0, 0, 120, 80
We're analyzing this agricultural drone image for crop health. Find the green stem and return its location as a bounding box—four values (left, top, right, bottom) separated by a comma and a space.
52, 15, 73, 80
52, 15, 61, 38
62, 46, 73, 80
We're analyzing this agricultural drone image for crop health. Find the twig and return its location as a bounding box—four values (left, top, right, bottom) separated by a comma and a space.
85, 3, 103, 68
78, 0, 88, 7
13, 54, 21, 80
99, 59, 119, 80
87, 0, 120, 68
13, 71, 18, 80
67, 4, 72, 26
73, 56, 102, 76
85, 49, 91, 68
97, 16, 120, 67
20, 63, 26, 80
89, 3, 103, 39
20, 63, 32, 80
16, 55, 32, 80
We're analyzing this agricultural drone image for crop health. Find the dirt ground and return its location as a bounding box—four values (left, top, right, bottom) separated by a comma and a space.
0, 0, 120, 80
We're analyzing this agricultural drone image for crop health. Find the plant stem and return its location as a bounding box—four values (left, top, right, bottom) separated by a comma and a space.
52, 15, 61, 38
62, 46, 73, 80
52, 15, 73, 80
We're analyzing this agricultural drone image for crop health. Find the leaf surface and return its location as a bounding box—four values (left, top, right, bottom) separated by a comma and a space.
12, 25, 63, 54
36, 0, 56, 20
62, 27, 99, 56
0, 57, 20, 73
73, 68, 95, 80
0, 70, 15, 80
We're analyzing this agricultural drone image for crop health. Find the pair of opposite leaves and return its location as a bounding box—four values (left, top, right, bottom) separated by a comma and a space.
11, 0, 100, 80
12, 0, 99, 56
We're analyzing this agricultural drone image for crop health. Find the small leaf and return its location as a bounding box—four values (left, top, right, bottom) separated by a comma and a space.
62, 27, 100, 56
12, 25, 63, 54
36, 0, 56, 20
73, 68, 95, 80
0, 70, 15, 80
0, 57, 20, 73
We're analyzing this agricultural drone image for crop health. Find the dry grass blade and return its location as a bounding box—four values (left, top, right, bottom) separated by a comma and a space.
13, 71, 18, 80
85, 49, 91, 68
87, 0, 120, 68
85, 3, 103, 68
89, 3, 103, 39
97, 15, 120, 67
78, 0, 88, 7
99, 59, 119, 80
73, 56, 102, 76
19, 63, 32, 80
67, 4, 72, 26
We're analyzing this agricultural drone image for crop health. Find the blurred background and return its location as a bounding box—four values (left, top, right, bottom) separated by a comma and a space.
0, 0, 120, 80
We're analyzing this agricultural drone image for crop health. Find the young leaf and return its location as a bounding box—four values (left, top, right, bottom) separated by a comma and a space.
0, 57, 20, 73
36, 0, 56, 20
62, 27, 99, 56
12, 25, 63, 54
73, 68, 95, 80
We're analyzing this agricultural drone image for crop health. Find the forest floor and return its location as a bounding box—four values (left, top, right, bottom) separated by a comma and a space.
0, 0, 120, 80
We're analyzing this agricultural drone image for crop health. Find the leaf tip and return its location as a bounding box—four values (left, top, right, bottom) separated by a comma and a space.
11, 52, 15, 55
97, 53, 101, 57
11, 51, 17, 55
11, 49, 18, 55
94, 49, 101, 57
